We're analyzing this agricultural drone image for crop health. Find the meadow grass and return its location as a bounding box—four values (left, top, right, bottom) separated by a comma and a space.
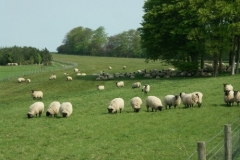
0, 54, 240, 160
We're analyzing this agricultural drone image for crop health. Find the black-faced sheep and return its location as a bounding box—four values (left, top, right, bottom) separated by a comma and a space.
223, 83, 233, 92
31, 90, 43, 100
224, 90, 234, 106
26, 102, 44, 118
146, 96, 163, 112
116, 81, 124, 87
234, 90, 240, 106
18, 77, 25, 83
142, 84, 150, 94
132, 82, 141, 89
59, 102, 73, 117
180, 92, 199, 108
164, 95, 181, 109
107, 98, 124, 113
46, 101, 61, 117
130, 97, 142, 112
97, 85, 105, 90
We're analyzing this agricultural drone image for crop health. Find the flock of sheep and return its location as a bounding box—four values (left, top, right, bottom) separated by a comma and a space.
223, 84, 240, 106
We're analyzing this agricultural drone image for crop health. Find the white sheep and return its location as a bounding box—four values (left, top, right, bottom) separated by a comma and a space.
164, 95, 181, 109
191, 91, 203, 107
49, 74, 56, 80
142, 84, 150, 94
74, 68, 79, 72
130, 97, 142, 112
108, 66, 112, 70
26, 79, 31, 83
132, 82, 141, 89
234, 90, 240, 106
18, 77, 25, 83
59, 102, 73, 117
123, 66, 126, 69
180, 92, 199, 108
46, 101, 61, 117
146, 96, 163, 112
97, 85, 105, 90
223, 83, 233, 92
224, 90, 234, 106
26, 102, 44, 118
31, 90, 43, 100
67, 76, 72, 81
116, 81, 124, 87
107, 98, 124, 113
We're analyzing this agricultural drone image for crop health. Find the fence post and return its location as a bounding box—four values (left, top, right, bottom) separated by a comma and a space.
197, 141, 206, 160
224, 124, 232, 160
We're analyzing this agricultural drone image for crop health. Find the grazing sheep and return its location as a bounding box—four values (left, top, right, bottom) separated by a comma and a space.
97, 85, 105, 90
31, 90, 43, 100
67, 76, 72, 81
107, 98, 124, 113
18, 77, 25, 83
146, 96, 163, 112
49, 74, 56, 80
123, 66, 126, 69
116, 81, 124, 87
164, 95, 181, 109
234, 90, 240, 106
191, 91, 203, 107
74, 68, 79, 72
26, 102, 44, 118
46, 101, 61, 117
223, 83, 233, 92
180, 92, 199, 108
64, 73, 69, 76
132, 82, 141, 89
224, 90, 234, 106
130, 97, 142, 112
59, 102, 73, 117
108, 66, 112, 70
26, 79, 31, 83
142, 84, 150, 94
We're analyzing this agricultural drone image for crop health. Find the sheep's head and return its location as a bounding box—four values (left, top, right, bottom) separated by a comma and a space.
134, 108, 141, 112
62, 112, 68, 117
158, 106, 163, 111
46, 111, 52, 117
107, 107, 114, 113
26, 113, 33, 118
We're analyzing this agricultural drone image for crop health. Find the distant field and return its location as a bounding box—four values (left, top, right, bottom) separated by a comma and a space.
0, 53, 239, 160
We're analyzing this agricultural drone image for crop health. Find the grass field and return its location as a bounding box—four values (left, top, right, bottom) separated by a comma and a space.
0, 53, 239, 160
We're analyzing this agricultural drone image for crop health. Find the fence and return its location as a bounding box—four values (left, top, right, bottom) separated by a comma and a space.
187, 117, 240, 160
0, 60, 77, 81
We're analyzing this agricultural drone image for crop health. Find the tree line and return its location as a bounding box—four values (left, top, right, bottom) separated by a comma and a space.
56, 26, 145, 58
139, 0, 240, 76
0, 46, 52, 65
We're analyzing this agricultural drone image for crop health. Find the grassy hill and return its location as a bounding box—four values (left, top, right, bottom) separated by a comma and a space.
0, 53, 239, 160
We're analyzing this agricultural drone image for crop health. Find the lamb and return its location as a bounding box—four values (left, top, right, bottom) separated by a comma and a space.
223, 83, 233, 92
31, 90, 43, 100
59, 102, 73, 117
116, 81, 124, 87
46, 101, 61, 117
234, 90, 240, 106
146, 96, 163, 112
26, 102, 44, 118
180, 92, 199, 108
164, 95, 181, 109
224, 90, 234, 106
67, 76, 72, 81
132, 82, 141, 89
18, 77, 25, 83
142, 84, 150, 94
49, 74, 56, 80
191, 91, 203, 107
97, 85, 105, 90
26, 79, 31, 83
107, 98, 124, 113
130, 97, 142, 112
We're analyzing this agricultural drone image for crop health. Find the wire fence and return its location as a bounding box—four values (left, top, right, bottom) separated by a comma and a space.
0, 60, 77, 81
187, 117, 240, 160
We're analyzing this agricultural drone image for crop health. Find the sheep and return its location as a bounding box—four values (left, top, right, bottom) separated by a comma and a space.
180, 92, 199, 108
234, 90, 240, 106
67, 76, 72, 81
18, 77, 25, 83
142, 84, 150, 94
107, 98, 124, 113
31, 90, 43, 100
132, 82, 141, 89
223, 83, 233, 92
191, 91, 203, 107
97, 85, 105, 90
26, 79, 31, 83
164, 95, 181, 109
46, 101, 61, 117
59, 102, 73, 117
49, 74, 56, 80
108, 66, 112, 70
74, 68, 79, 72
26, 102, 44, 118
116, 81, 124, 87
224, 90, 234, 106
123, 66, 126, 69
64, 73, 69, 76
146, 96, 163, 112
130, 97, 142, 112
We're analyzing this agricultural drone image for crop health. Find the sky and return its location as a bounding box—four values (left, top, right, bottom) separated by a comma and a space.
0, 0, 145, 52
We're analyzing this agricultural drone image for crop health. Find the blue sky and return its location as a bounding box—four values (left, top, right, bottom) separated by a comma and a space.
0, 0, 145, 52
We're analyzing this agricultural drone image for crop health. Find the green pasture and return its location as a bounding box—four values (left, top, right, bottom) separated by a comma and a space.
0, 53, 239, 160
